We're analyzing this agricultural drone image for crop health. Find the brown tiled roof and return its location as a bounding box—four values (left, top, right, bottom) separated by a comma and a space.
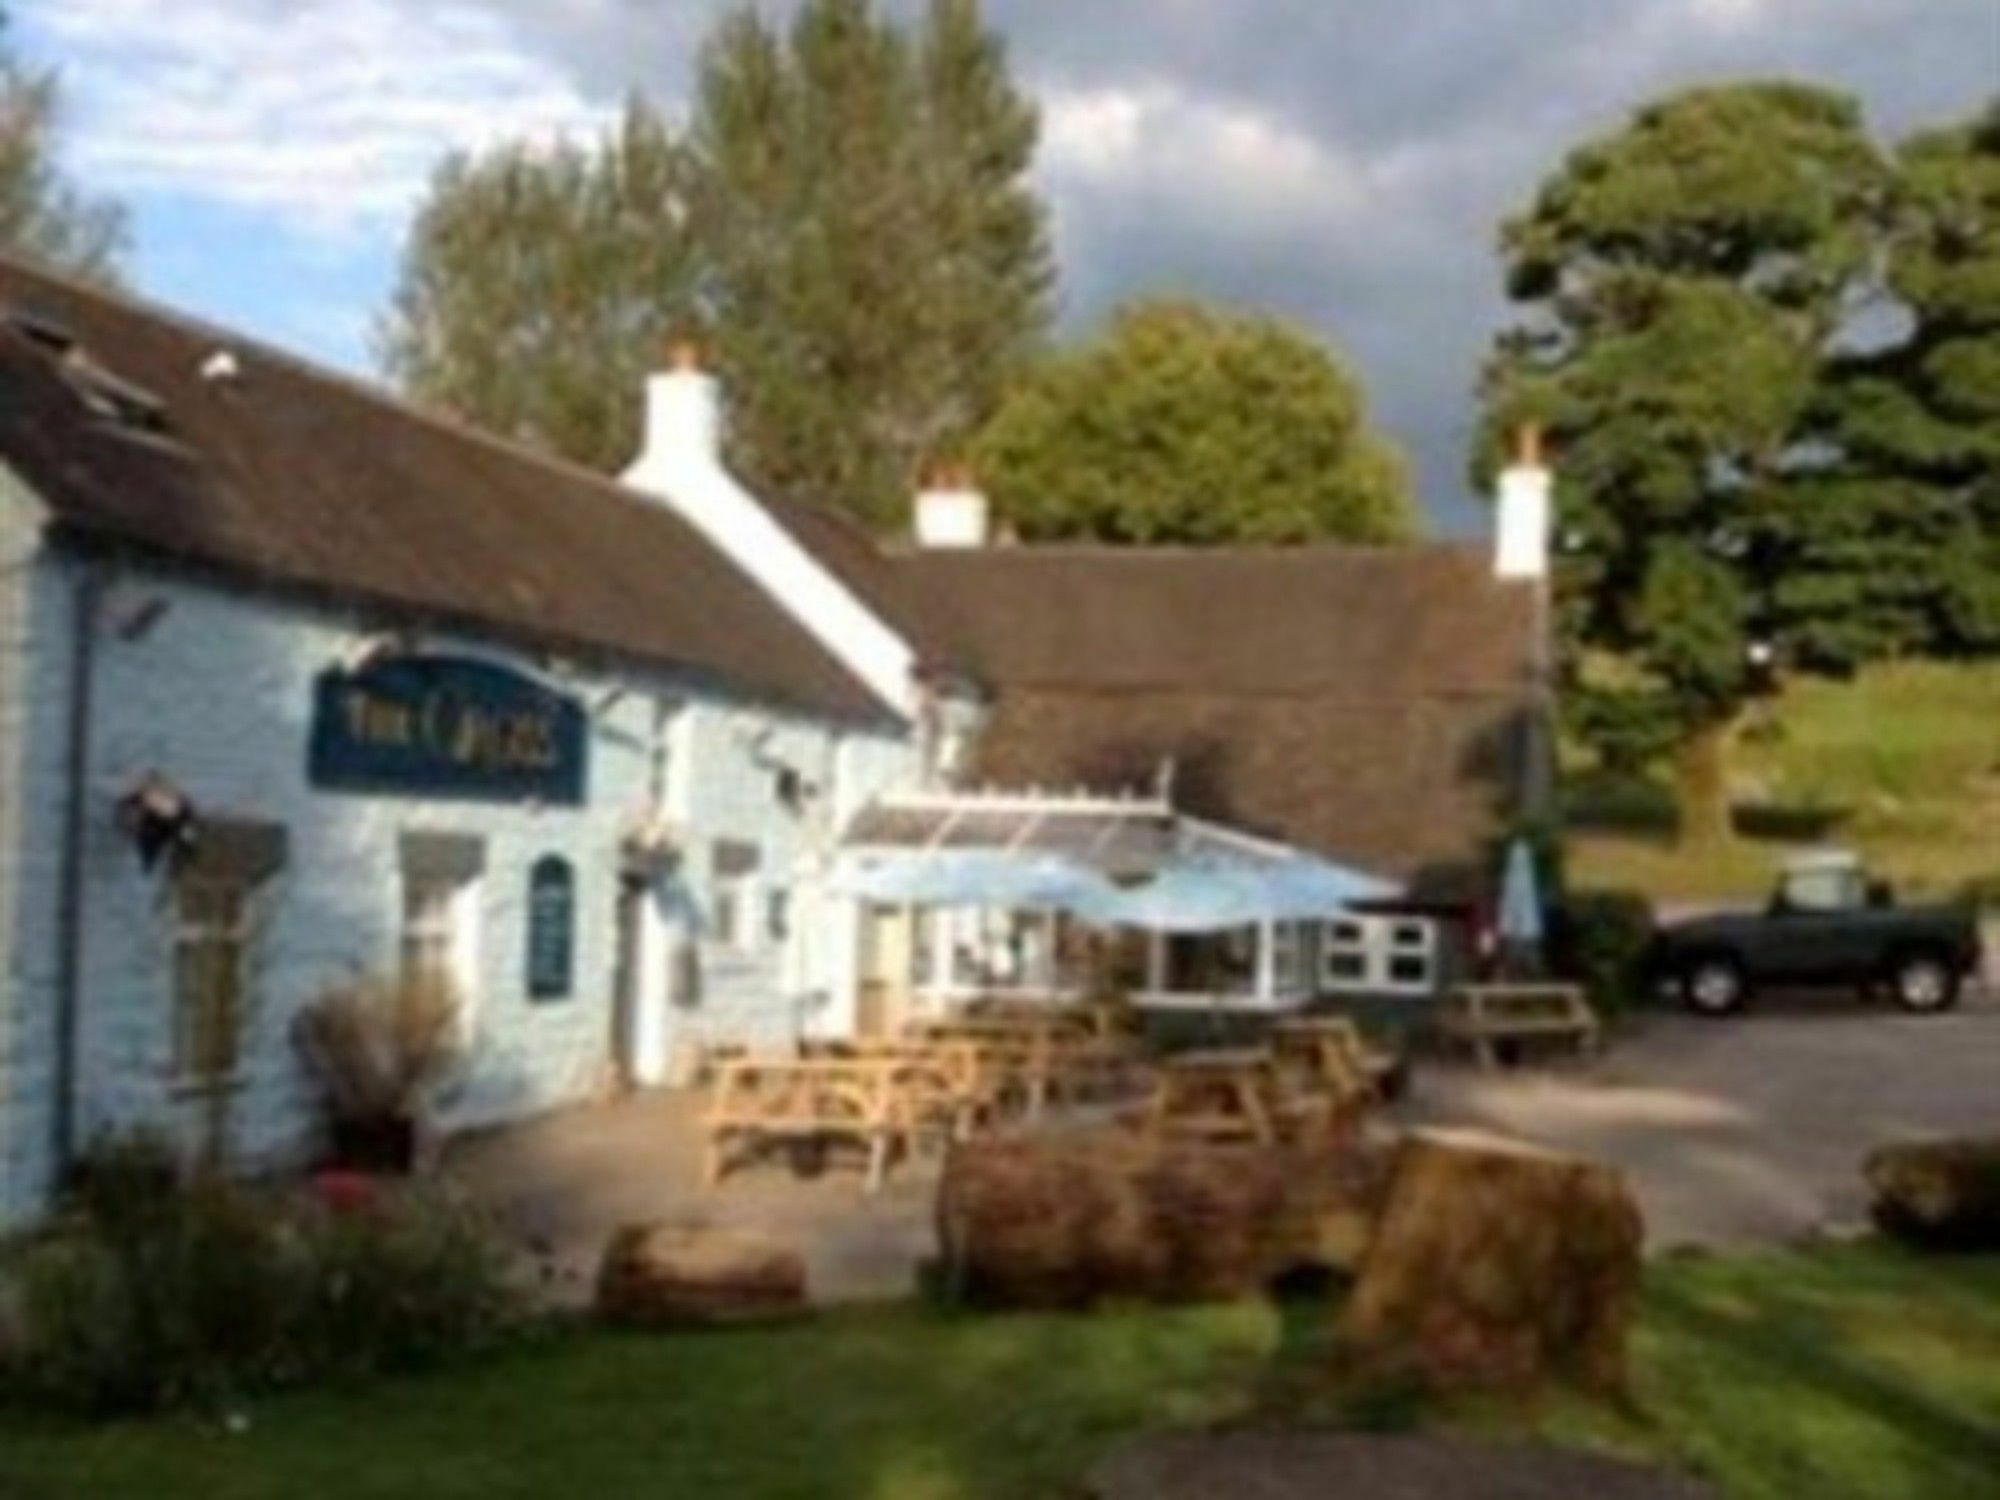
0, 256, 889, 723
886, 545, 1540, 883
890, 544, 1532, 698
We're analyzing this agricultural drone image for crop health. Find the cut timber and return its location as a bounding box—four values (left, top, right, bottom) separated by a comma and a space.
1866, 1139, 2000, 1251
937, 1130, 1388, 1309
596, 1223, 808, 1327
1340, 1130, 1643, 1395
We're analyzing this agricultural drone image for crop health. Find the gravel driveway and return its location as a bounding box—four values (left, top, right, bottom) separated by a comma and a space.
1396, 987, 2000, 1249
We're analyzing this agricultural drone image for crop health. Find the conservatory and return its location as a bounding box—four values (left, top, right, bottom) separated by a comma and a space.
830, 788, 1397, 1030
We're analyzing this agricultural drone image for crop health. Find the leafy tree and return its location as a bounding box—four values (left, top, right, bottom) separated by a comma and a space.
1480, 82, 1895, 849
0, 7, 125, 280
1800, 100, 2000, 663
691, 0, 1051, 528
973, 299, 1417, 544
380, 101, 698, 472
380, 0, 1052, 528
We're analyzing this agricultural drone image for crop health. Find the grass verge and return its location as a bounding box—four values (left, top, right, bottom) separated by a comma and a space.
1, 1241, 1995, 1500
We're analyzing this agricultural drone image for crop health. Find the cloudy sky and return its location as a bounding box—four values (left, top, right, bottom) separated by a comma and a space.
15, 0, 1998, 531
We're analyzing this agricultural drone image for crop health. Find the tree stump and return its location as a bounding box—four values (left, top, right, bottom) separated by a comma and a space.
1338, 1130, 1643, 1396
936, 1130, 1386, 1309
1866, 1139, 2000, 1251
595, 1223, 807, 1327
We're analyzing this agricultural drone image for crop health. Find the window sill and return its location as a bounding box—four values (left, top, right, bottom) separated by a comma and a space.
165, 1072, 249, 1101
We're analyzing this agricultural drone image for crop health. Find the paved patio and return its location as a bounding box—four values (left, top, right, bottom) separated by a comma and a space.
446, 987, 2000, 1304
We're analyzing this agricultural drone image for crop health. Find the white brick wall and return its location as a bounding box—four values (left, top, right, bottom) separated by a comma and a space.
0, 549, 916, 1229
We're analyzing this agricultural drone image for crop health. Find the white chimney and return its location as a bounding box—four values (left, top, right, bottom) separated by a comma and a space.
913, 467, 990, 549
640, 341, 722, 469
1495, 423, 1551, 581
619, 344, 923, 720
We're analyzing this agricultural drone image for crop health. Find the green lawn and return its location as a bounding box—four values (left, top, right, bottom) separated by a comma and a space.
1569, 659, 2000, 900
3, 1242, 1996, 1500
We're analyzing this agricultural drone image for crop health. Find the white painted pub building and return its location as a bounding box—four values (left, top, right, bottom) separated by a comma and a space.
0, 256, 1547, 1226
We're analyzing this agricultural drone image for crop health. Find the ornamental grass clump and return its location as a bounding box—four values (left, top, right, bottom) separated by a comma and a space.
293, 972, 467, 1171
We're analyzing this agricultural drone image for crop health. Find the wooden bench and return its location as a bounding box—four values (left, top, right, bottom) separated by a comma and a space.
701, 1053, 971, 1193
1436, 983, 1601, 1070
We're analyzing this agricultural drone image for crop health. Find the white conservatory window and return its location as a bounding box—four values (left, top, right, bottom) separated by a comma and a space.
1320, 915, 1437, 995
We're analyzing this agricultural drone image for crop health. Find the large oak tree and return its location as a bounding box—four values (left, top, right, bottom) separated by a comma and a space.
1480, 82, 1904, 849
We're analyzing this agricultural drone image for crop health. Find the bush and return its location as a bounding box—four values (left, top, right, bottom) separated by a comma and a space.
0, 1134, 525, 1414
1551, 889, 1657, 1020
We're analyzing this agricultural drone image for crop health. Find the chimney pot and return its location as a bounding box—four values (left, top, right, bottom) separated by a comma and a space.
638, 347, 722, 471
1495, 429, 1552, 581
914, 467, 990, 549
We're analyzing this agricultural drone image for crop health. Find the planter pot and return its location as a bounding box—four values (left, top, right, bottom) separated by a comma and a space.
328, 1115, 418, 1175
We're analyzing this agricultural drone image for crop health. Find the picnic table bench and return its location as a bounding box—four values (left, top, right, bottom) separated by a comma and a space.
1270, 1016, 1398, 1103
1137, 1046, 1350, 1148
702, 1052, 972, 1193
1436, 983, 1601, 1070
908, 1018, 1142, 1122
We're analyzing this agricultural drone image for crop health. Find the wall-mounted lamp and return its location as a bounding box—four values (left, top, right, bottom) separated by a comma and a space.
115, 771, 198, 873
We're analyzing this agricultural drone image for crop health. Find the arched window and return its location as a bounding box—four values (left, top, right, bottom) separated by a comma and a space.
526, 855, 576, 1001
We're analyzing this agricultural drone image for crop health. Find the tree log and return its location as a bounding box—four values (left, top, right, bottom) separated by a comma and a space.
1339, 1131, 1643, 1395
936, 1131, 1388, 1309
596, 1223, 808, 1327
1866, 1139, 2000, 1251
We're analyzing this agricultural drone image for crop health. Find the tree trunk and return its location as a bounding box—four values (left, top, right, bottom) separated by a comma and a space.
1673, 715, 1736, 852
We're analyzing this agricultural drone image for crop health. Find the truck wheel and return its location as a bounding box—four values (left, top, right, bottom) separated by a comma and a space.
1683, 956, 1746, 1017
1889, 953, 1959, 1014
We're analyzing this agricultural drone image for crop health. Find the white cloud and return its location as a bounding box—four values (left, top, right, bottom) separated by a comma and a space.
1040, 82, 1381, 238
24, 0, 611, 237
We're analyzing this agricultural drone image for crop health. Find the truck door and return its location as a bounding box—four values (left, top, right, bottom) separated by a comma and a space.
1761, 864, 1868, 981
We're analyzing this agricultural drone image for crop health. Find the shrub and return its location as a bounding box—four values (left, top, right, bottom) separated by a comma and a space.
1551, 889, 1657, 1020
0, 1134, 525, 1415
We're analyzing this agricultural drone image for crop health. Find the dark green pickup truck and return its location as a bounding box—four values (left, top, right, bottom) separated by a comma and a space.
1652, 851, 1984, 1016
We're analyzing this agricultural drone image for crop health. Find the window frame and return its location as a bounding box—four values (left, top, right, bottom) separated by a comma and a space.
170, 876, 252, 1084
1319, 913, 1438, 996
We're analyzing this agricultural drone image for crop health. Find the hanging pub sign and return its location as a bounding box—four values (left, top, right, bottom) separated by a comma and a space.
526, 855, 576, 1001
308, 654, 588, 805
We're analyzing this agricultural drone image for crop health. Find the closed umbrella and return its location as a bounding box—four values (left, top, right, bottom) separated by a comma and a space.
1498, 837, 1545, 974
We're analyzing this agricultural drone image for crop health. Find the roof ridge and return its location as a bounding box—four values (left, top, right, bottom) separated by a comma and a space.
887, 539, 1488, 563
0, 250, 660, 518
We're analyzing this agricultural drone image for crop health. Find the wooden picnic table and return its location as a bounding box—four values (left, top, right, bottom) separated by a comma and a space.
1436, 982, 1601, 1070
907, 1017, 1140, 1122
1270, 1016, 1397, 1102
702, 1051, 973, 1193
1141, 1047, 1281, 1145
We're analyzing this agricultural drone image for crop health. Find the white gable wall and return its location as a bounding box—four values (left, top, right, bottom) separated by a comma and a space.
0, 542, 913, 1229
622, 372, 922, 723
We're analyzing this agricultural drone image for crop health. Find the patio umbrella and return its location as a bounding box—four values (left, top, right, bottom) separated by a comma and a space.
829, 847, 1108, 910
1069, 851, 1397, 932
1070, 861, 1277, 933
1498, 836, 1545, 971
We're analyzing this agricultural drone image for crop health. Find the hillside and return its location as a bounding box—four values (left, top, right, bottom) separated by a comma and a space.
1566, 661, 2000, 902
